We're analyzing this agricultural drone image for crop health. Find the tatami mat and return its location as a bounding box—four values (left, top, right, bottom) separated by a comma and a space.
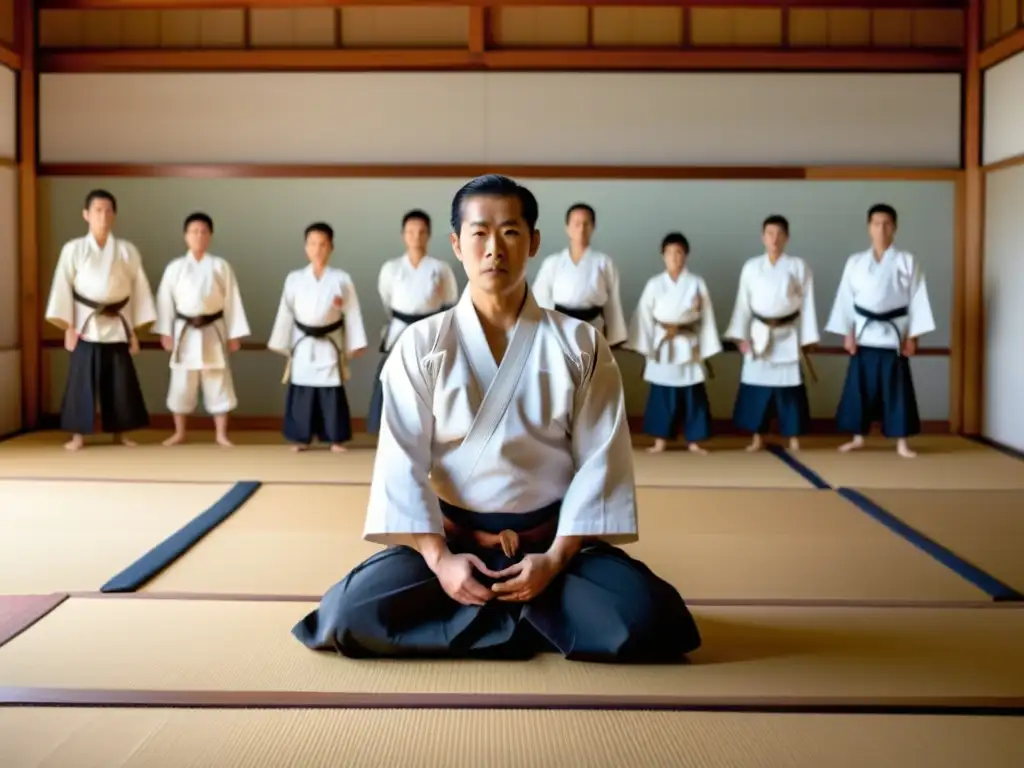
0, 480, 232, 593
3, 598, 1022, 702
0, 430, 814, 488
139, 485, 985, 601
853, 489, 1024, 595
3, 708, 1023, 768
787, 435, 1024, 490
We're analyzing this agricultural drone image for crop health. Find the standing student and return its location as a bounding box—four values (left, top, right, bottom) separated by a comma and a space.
532, 203, 628, 347
44, 189, 156, 451
267, 222, 368, 452
627, 232, 721, 455
366, 209, 459, 435
825, 204, 935, 458
725, 215, 819, 452
154, 212, 250, 448
292, 174, 700, 663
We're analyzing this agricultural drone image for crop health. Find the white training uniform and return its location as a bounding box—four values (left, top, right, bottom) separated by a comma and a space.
363, 286, 637, 549
153, 252, 250, 415
725, 253, 820, 388
626, 269, 722, 388
44, 233, 157, 342
824, 247, 936, 348
377, 254, 459, 352
532, 248, 628, 346
267, 265, 369, 388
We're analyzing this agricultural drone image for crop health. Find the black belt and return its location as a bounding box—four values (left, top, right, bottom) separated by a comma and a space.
380, 307, 448, 353
554, 304, 604, 323
294, 317, 346, 360
439, 499, 561, 557
72, 289, 132, 341
854, 304, 909, 354
173, 309, 225, 362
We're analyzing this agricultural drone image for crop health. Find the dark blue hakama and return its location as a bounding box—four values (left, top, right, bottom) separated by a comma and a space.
282, 384, 352, 446
292, 501, 702, 663
732, 383, 810, 437
642, 383, 712, 443
60, 340, 150, 435
834, 345, 921, 438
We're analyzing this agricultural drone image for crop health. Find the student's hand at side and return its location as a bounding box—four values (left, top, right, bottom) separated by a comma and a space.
160, 335, 174, 352
492, 554, 562, 602
228, 339, 241, 353
350, 347, 367, 359
738, 340, 751, 355
902, 336, 917, 356
64, 327, 79, 352
129, 334, 140, 356
844, 334, 857, 355
432, 552, 501, 606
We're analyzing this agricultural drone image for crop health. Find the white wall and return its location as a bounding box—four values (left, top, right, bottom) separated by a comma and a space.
40, 72, 962, 166
0, 65, 19, 436
983, 50, 1024, 165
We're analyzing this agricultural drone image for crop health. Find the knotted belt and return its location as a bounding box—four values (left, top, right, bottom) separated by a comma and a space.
439, 499, 560, 558
654, 319, 715, 380
750, 310, 818, 384
172, 309, 225, 363
281, 317, 347, 384
72, 289, 132, 341
554, 304, 603, 323
379, 307, 447, 353
854, 304, 910, 355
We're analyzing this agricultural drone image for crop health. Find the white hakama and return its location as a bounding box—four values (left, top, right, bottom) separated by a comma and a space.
153, 253, 250, 415
627, 270, 722, 443
532, 248, 628, 347
267, 265, 368, 446
293, 287, 700, 662
725, 253, 819, 437
825, 247, 936, 437
44, 234, 156, 435
367, 254, 459, 434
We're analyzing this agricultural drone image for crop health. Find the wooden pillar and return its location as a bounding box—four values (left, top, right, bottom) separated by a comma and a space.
962, 0, 984, 435
16, 0, 38, 429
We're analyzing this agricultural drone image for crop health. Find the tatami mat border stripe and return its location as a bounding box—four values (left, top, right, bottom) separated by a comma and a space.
0, 594, 69, 649
966, 435, 1024, 462
100, 481, 263, 593
765, 445, 832, 489
836, 488, 1024, 602
1, 688, 1022, 716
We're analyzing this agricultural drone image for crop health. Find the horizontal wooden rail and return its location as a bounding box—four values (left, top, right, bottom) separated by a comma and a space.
37, 0, 969, 10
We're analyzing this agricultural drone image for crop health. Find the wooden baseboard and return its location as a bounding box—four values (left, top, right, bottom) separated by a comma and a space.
38, 413, 951, 436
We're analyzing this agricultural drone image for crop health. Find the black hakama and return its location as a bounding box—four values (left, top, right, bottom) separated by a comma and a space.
732, 383, 810, 437
642, 383, 712, 443
282, 384, 352, 445
835, 345, 921, 438
59, 340, 150, 435
293, 501, 702, 663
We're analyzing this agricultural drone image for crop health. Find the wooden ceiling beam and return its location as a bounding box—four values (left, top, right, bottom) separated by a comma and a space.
36, 0, 967, 11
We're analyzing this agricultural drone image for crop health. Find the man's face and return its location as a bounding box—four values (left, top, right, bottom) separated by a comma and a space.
565, 208, 593, 248
868, 212, 896, 249
403, 218, 430, 253
762, 224, 788, 255
83, 198, 116, 235
663, 244, 687, 276
185, 221, 212, 255
305, 231, 333, 267
451, 194, 540, 297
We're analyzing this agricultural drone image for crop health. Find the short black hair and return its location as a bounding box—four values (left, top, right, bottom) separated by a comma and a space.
867, 203, 898, 225
184, 212, 214, 233
762, 214, 789, 235
305, 221, 334, 243
566, 203, 596, 227
402, 209, 431, 231
450, 174, 539, 233
661, 232, 690, 254
84, 189, 117, 212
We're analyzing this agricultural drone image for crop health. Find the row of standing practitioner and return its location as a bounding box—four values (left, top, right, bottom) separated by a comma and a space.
44, 190, 932, 459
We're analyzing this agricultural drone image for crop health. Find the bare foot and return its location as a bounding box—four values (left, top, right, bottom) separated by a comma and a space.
788, 437, 800, 452
215, 434, 234, 448
330, 443, 347, 453
291, 444, 310, 452
745, 435, 763, 453
64, 434, 84, 451
163, 432, 186, 447
838, 435, 864, 453
647, 439, 667, 454
896, 439, 917, 459
687, 442, 708, 455
115, 433, 137, 447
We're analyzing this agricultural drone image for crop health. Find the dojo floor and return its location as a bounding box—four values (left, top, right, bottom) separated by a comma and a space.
1, 430, 1023, 767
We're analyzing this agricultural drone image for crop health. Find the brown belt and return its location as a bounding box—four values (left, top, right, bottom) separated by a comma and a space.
442, 515, 558, 558
750, 312, 818, 384
654, 320, 715, 379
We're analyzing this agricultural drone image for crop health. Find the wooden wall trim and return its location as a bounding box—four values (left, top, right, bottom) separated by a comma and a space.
38, 48, 966, 74
37, 163, 964, 182
18, 0, 40, 431
0, 46, 21, 71
949, 174, 965, 432
962, 0, 983, 435
982, 152, 1024, 174
35, 0, 969, 10
979, 28, 1024, 70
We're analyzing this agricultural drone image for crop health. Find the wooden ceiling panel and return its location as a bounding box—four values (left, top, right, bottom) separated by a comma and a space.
914, 8, 965, 46
872, 9, 915, 46
0, 0, 14, 46
37, 1, 970, 9
492, 6, 589, 47
591, 7, 684, 47
340, 7, 468, 48
249, 8, 336, 47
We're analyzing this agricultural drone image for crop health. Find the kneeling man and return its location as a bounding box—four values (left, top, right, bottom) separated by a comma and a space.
293, 174, 701, 663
